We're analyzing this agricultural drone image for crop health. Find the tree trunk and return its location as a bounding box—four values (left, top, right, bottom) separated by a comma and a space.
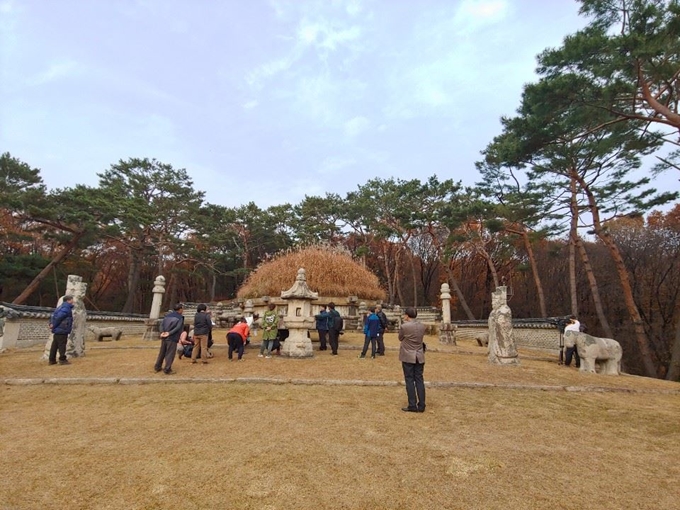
210, 270, 216, 302
568, 178, 579, 317
381, 243, 394, 305
666, 317, 680, 381
122, 253, 141, 314
520, 229, 547, 317
12, 232, 84, 305
446, 264, 475, 320
394, 250, 405, 306
573, 235, 614, 338
573, 171, 658, 377
410, 250, 418, 307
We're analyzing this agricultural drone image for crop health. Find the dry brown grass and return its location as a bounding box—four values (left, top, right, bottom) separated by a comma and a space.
237, 245, 386, 301
1, 332, 679, 510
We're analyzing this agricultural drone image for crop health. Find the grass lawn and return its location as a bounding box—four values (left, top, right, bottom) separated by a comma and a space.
1, 331, 679, 510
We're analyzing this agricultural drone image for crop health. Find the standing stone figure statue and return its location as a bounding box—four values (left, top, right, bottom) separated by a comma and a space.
487, 286, 519, 365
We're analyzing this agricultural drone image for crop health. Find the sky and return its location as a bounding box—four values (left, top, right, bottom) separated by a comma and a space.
1, 0, 676, 210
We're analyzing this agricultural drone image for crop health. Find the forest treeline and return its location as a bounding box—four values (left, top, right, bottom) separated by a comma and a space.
2, 0, 680, 379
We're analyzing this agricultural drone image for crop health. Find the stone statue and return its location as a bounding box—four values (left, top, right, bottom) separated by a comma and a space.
564, 331, 622, 375
487, 286, 519, 365
89, 326, 123, 342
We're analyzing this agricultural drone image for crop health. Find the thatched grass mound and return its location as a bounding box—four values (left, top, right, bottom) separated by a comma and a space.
237, 245, 386, 301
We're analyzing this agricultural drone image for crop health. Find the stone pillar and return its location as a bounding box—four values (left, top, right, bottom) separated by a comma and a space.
357, 302, 367, 331
149, 276, 166, 320
43, 275, 88, 359
66, 275, 87, 357
144, 275, 166, 340
488, 286, 519, 365
438, 283, 456, 345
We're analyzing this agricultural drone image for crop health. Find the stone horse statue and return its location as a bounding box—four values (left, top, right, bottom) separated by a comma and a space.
564, 331, 622, 375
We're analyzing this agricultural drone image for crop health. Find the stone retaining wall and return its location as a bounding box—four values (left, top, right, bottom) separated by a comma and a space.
455, 323, 560, 352
0, 302, 148, 350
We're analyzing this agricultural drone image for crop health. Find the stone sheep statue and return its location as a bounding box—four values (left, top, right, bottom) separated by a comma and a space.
564, 331, 622, 375
89, 326, 123, 342
475, 332, 489, 347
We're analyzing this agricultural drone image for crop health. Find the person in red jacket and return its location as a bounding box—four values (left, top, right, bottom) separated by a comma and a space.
227, 317, 250, 361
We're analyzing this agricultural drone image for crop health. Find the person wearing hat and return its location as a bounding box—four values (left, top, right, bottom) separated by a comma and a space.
48, 295, 74, 365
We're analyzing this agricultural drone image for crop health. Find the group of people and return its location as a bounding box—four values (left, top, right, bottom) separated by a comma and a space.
49, 296, 428, 414
313, 302, 343, 355
156, 301, 427, 412
357, 304, 389, 359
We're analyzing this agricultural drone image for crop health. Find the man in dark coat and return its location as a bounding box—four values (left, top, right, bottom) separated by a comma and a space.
191, 303, 212, 364
398, 307, 426, 413
327, 302, 342, 356
155, 303, 185, 374
49, 295, 74, 365
314, 305, 330, 351
375, 304, 388, 356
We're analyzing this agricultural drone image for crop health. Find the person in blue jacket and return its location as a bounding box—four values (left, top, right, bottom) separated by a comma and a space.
49, 295, 74, 365
314, 305, 330, 351
359, 306, 380, 359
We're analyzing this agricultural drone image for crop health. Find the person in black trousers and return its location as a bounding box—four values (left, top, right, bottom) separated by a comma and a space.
154, 303, 185, 374
327, 302, 342, 355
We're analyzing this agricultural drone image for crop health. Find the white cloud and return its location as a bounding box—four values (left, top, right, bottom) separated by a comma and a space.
454, 0, 509, 32
0, 0, 14, 14
243, 100, 259, 109
319, 156, 356, 175
344, 115, 369, 137
246, 51, 299, 90
345, 0, 362, 17
28, 59, 79, 86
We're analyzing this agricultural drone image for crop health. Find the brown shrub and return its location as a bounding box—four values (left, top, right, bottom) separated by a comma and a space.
238, 245, 386, 301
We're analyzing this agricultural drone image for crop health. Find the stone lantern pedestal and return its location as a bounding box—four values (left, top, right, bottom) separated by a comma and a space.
280, 268, 318, 358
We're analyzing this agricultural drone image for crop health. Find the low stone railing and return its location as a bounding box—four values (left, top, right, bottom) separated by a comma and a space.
0, 303, 148, 349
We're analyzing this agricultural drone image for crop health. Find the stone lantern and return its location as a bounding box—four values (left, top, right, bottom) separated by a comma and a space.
280, 268, 318, 358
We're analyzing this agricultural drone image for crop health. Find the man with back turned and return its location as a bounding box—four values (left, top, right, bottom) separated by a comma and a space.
398, 307, 426, 413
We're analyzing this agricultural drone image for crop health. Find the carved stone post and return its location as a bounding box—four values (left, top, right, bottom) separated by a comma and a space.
149, 276, 166, 320
66, 275, 87, 357
357, 302, 367, 331
144, 275, 166, 340
438, 283, 456, 345
488, 286, 519, 365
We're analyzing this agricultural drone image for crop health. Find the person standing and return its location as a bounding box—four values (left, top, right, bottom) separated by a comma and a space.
327, 302, 342, 356
398, 307, 426, 413
155, 303, 185, 374
191, 303, 212, 364
375, 304, 388, 356
563, 315, 581, 368
315, 305, 330, 351
48, 295, 74, 365
227, 317, 250, 361
259, 303, 279, 358
359, 306, 380, 359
